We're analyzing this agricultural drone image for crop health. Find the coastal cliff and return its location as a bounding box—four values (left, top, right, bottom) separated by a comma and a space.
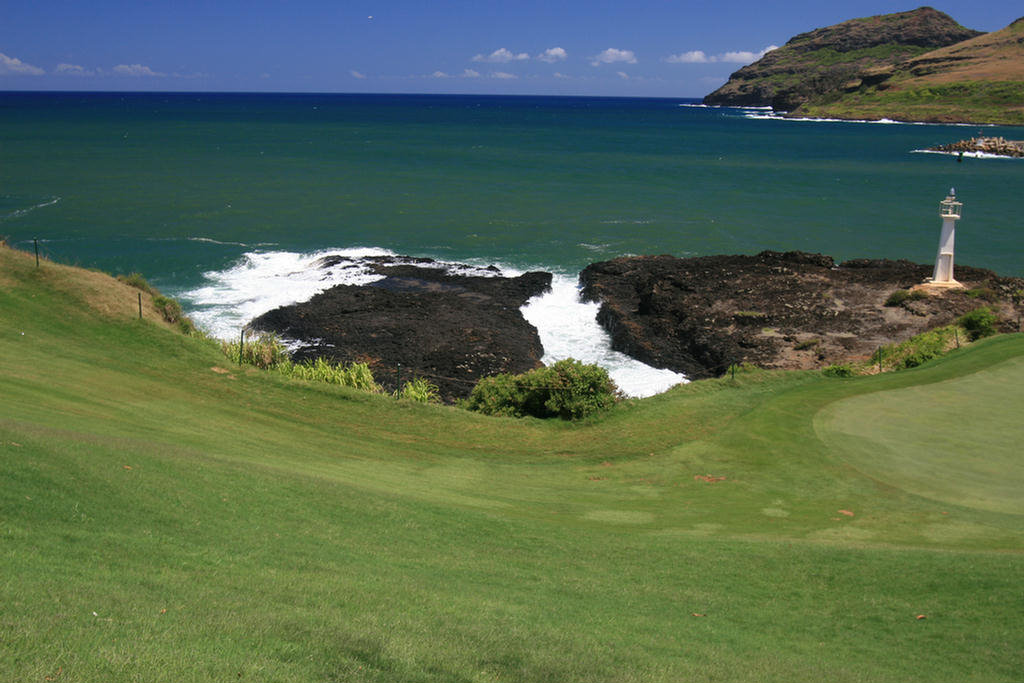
796, 17, 1024, 125
704, 7, 979, 111
580, 252, 1024, 378
251, 257, 551, 402
704, 8, 1023, 125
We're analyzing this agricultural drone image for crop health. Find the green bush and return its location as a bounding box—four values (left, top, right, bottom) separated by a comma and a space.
118, 272, 155, 295
872, 326, 956, 370
958, 307, 999, 341
152, 295, 183, 323
464, 358, 619, 420
965, 287, 999, 303
884, 289, 927, 307
822, 363, 855, 378
396, 377, 441, 403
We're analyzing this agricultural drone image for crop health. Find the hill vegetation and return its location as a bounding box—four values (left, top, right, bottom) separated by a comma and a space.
797, 17, 1024, 125
2, 242, 1022, 682
704, 7, 1023, 125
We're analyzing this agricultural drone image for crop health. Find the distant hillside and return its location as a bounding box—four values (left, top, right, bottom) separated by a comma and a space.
704, 7, 981, 110
795, 16, 1024, 125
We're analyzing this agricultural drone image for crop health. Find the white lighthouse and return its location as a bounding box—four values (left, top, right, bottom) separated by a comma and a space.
930, 188, 963, 287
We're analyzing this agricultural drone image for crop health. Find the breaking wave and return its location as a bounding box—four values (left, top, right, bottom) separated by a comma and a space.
179, 248, 686, 398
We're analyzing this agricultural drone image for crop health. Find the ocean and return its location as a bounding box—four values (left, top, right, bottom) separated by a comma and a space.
2, 92, 1021, 395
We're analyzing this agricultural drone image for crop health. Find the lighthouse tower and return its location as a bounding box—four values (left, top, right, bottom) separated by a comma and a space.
930, 189, 963, 287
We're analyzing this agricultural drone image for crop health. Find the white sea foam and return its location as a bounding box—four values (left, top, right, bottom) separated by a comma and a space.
1, 196, 60, 222
520, 274, 686, 398
740, 111, 991, 127
180, 248, 686, 398
910, 149, 1021, 160
180, 247, 395, 339
186, 236, 255, 247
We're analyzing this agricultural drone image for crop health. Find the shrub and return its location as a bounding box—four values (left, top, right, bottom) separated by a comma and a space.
965, 287, 999, 303
118, 272, 155, 295
822, 363, 855, 378
396, 377, 441, 403
152, 295, 183, 323
465, 358, 618, 420
958, 307, 999, 341
872, 326, 956, 371
793, 338, 820, 351
178, 318, 198, 336
884, 289, 927, 307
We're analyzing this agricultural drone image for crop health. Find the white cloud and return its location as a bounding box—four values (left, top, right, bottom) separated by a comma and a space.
55, 63, 96, 76
616, 71, 630, 80
553, 72, 570, 79
491, 71, 518, 79
665, 51, 710, 64
537, 47, 567, 63
350, 70, 366, 79
0, 52, 45, 75
461, 69, 481, 78
590, 48, 637, 67
472, 48, 529, 63
665, 45, 779, 65
430, 70, 449, 78
113, 63, 164, 77
722, 45, 779, 63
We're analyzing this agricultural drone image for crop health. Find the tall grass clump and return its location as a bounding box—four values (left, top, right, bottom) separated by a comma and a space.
465, 358, 618, 420
152, 295, 183, 324
222, 331, 291, 369
221, 332, 382, 392
396, 377, 441, 403
117, 272, 198, 334
280, 357, 381, 393
117, 272, 156, 295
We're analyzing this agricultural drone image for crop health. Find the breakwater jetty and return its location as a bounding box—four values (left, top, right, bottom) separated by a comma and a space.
930, 137, 1024, 158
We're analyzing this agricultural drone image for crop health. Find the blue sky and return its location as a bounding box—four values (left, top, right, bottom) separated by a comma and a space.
1, 1, 1018, 97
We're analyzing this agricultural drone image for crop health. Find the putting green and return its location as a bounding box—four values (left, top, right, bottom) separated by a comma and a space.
814, 354, 1024, 514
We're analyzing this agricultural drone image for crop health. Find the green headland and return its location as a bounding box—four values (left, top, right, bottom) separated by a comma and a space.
705, 7, 1024, 126
2, 242, 1022, 681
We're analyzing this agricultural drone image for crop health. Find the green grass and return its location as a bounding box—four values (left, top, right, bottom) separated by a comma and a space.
2, 245, 1023, 682
796, 81, 1024, 125
816, 354, 1024, 514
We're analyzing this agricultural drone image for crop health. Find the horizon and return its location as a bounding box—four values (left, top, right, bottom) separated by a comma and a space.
1, 2, 1019, 99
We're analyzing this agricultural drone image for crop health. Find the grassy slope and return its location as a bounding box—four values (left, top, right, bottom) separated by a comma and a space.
796, 20, 1024, 125
2, 245, 1022, 682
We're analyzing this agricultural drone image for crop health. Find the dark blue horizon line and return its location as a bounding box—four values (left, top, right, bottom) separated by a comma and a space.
0, 89, 706, 103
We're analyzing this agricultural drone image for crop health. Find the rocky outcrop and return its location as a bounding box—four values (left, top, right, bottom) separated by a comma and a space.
931, 137, 1024, 157
580, 251, 1023, 378
704, 7, 982, 110
250, 257, 552, 403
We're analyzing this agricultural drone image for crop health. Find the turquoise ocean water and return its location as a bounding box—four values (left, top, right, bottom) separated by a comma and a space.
2, 92, 1021, 393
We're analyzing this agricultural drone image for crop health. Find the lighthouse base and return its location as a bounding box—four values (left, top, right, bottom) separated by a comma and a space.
915, 279, 966, 291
